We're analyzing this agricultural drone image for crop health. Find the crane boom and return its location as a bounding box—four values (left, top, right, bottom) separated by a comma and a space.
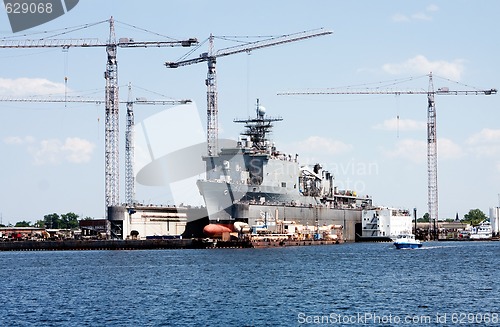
278, 89, 497, 96
165, 28, 332, 68
0, 38, 197, 49
216, 28, 332, 57
278, 73, 496, 239
0, 97, 104, 103
165, 28, 333, 156
0, 16, 197, 215
0, 96, 190, 105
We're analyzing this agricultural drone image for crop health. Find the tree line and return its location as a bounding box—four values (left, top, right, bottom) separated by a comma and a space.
416, 208, 488, 225
1, 212, 93, 229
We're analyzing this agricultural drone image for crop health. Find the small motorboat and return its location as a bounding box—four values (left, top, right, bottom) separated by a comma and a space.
393, 234, 422, 249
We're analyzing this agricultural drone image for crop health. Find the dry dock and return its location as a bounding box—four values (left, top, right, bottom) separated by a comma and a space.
0, 239, 207, 251
0, 238, 344, 251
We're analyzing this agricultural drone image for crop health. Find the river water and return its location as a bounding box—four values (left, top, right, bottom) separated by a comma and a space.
0, 241, 499, 326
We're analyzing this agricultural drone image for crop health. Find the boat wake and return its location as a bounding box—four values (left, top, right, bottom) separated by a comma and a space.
418, 245, 457, 250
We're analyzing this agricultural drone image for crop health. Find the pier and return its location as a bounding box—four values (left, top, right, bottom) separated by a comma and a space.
0, 239, 207, 251
0, 237, 345, 251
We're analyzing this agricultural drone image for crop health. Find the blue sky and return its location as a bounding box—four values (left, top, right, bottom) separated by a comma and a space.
0, 1, 499, 225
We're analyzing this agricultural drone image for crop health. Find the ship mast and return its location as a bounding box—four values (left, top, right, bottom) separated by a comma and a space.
234, 99, 282, 150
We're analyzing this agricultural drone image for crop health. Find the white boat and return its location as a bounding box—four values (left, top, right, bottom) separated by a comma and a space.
469, 221, 492, 240
393, 234, 422, 249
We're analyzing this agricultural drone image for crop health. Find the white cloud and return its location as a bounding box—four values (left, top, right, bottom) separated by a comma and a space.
295, 136, 352, 155
466, 128, 500, 157
373, 118, 426, 132
467, 128, 500, 145
392, 13, 410, 22
411, 12, 432, 21
384, 139, 426, 163
426, 4, 439, 12
5, 135, 95, 165
392, 4, 439, 22
383, 137, 462, 163
62, 137, 95, 163
0, 77, 68, 96
438, 138, 463, 160
3, 135, 35, 145
32, 139, 62, 165
382, 55, 465, 80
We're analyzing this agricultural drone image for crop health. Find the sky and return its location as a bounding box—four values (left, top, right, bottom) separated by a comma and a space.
0, 1, 499, 225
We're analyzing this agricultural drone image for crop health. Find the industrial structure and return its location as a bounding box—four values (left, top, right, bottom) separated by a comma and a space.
165, 28, 332, 156
0, 17, 197, 212
2, 21, 338, 240
278, 73, 497, 237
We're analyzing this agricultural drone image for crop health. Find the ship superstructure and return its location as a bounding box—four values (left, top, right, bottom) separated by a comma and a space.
197, 100, 372, 241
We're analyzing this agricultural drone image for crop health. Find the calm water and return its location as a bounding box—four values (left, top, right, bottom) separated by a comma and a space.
1, 241, 499, 326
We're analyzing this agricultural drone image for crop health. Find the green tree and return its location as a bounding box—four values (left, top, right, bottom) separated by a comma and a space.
60, 212, 79, 229
462, 209, 487, 226
44, 213, 61, 229
14, 220, 31, 227
417, 212, 430, 222
33, 220, 45, 228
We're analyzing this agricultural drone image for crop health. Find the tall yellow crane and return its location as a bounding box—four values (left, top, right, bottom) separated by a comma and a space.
0, 17, 197, 211
278, 72, 497, 238
165, 28, 333, 157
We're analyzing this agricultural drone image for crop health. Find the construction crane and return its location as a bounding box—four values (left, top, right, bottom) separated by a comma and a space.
0, 17, 197, 211
123, 83, 191, 204
278, 72, 497, 239
0, 88, 191, 207
165, 28, 332, 157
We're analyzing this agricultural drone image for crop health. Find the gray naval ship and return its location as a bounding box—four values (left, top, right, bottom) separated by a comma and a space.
197, 100, 373, 241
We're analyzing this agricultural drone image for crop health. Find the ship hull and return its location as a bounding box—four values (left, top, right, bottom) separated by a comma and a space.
197, 180, 363, 241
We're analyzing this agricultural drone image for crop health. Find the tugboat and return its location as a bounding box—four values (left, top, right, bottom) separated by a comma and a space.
197, 99, 373, 241
393, 234, 422, 249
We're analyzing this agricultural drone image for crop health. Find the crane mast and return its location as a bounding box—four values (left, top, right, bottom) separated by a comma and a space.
125, 84, 135, 205
0, 17, 197, 214
105, 17, 120, 207
278, 72, 496, 239
165, 28, 333, 157
206, 35, 218, 156
427, 74, 437, 237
